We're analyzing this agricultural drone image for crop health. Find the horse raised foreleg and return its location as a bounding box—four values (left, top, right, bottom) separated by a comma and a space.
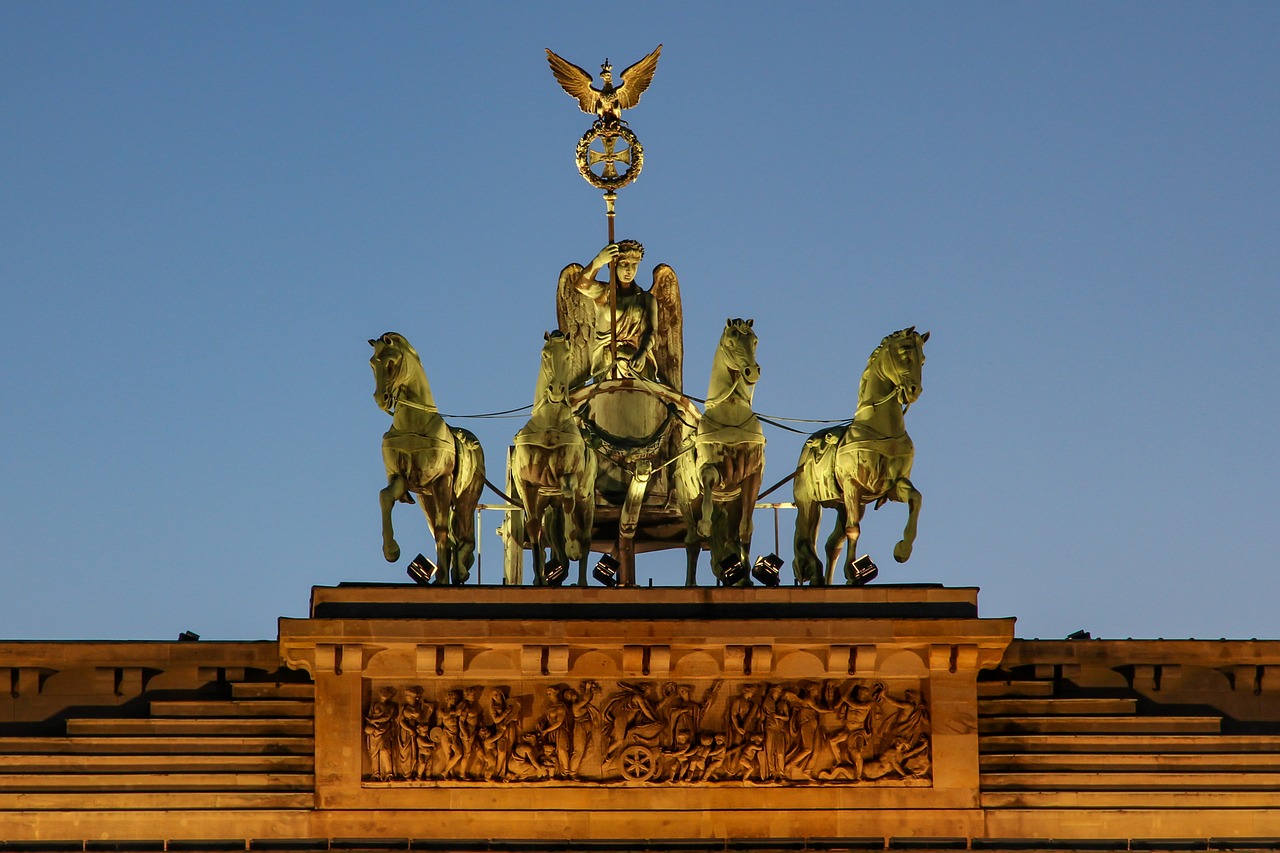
379, 473, 408, 563
891, 477, 922, 563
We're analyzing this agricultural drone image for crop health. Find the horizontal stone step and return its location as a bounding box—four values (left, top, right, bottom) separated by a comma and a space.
0, 753, 313, 773
981, 752, 1280, 771
65, 718, 312, 737
978, 680, 1055, 698
979, 697, 1138, 716
230, 681, 314, 699
0, 791, 313, 811
981, 789, 1280, 809
148, 699, 314, 718
0, 771, 314, 792
982, 770, 1280, 791
979, 715, 1221, 735
981, 734, 1280, 753
0, 735, 313, 755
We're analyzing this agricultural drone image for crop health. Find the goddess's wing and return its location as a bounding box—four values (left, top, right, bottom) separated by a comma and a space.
556, 263, 592, 388
616, 45, 663, 111
546, 49, 598, 114
649, 263, 683, 392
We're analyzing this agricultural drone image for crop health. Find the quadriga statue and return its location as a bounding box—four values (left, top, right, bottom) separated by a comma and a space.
369, 332, 485, 584
792, 327, 929, 585
509, 331, 598, 586
676, 318, 765, 586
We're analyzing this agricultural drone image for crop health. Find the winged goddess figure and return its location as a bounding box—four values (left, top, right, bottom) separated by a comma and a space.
546, 45, 663, 126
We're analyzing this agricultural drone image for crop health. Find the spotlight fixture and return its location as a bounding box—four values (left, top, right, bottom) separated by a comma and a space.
177, 630, 200, 642
720, 555, 749, 586
751, 553, 784, 587
406, 553, 439, 585
849, 555, 878, 586
543, 558, 569, 587
592, 554, 620, 587
1066, 629, 1092, 640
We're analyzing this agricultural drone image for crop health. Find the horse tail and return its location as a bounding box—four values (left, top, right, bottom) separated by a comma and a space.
448, 427, 486, 573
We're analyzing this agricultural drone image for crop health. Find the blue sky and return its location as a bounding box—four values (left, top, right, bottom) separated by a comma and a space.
2, 3, 1277, 641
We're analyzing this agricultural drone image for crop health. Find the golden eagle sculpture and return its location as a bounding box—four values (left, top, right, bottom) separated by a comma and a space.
546, 45, 663, 125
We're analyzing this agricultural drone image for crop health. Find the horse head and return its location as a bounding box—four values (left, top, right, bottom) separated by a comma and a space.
869, 326, 929, 407
369, 332, 417, 413
719, 318, 760, 386
538, 330, 572, 406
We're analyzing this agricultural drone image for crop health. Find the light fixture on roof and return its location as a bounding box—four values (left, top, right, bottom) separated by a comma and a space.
849, 555, 878, 586
407, 553, 439, 585
751, 553, 783, 587
592, 554, 620, 587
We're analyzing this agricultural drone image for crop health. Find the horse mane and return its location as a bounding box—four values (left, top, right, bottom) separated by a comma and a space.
857, 327, 917, 405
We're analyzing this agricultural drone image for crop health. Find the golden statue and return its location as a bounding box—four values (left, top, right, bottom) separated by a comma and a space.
555, 240, 682, 390
546, 46, 662, 126
792, 328, 929, 585
369, 333, 486, 584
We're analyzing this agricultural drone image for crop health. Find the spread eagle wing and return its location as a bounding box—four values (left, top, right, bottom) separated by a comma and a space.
616, 45, 663, 111
555, 263, 593, 389
649, 262, 683, 392
546, 49, 598, 115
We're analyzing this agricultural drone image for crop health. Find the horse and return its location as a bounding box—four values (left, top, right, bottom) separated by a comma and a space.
369, 332, 485, 584
510, 331, 598, 586
792, 327, 929, 585
677, 318, 766, 586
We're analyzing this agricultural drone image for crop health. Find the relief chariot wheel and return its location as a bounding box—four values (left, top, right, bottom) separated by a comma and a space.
618, 743, 658, 782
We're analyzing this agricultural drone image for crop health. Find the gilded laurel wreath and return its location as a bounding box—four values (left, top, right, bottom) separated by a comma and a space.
575, 122, 643, 190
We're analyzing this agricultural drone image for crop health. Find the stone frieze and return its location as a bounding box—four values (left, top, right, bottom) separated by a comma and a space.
362, 678, 930, 785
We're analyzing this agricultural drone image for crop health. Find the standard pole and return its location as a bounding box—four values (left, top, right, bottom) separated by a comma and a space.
605, 190, 618, 380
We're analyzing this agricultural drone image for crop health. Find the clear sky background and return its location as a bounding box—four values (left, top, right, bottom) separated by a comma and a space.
2, 3, 1277, 642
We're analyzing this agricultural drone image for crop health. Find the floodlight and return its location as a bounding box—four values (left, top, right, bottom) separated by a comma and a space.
407, 553, 439, 585
1066, 629, 1092, 640
751, 553, 783, 587
593, 554, 620, 587
720, 555, 749, 586
177, 630, 200, 642
849, 555, 878, 586
543, 558, 569, 587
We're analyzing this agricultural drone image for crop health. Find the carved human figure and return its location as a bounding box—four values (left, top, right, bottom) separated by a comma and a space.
761, 684, 791, 781
364, 686, 397, 781
701, 732, 729, 781
731, 734, 765, 782
457, 686, 483, 778
825, 681, 882, 772
536, 686, 572, 778
665, 681, 721, 748
567, 681, 601, 779
604, 681, 664, 761
726, 683, 761, 748
435, 689, 466, 779
413, 701, 437, 780
785, 684, 824, 777
488, 687, 523, 780
661, 729, 696, 781
394, 686, 424, 779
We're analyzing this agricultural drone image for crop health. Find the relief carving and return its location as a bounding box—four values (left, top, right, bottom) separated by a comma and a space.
362, 678, 930, 785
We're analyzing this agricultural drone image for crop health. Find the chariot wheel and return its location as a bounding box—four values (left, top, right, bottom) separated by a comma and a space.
618, 743, 658, 782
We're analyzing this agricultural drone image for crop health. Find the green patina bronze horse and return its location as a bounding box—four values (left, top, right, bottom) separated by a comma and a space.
369, 332, 485, 584
677, 318, 766, 586
792, 327, 929, 585
510, 331, 598, 586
